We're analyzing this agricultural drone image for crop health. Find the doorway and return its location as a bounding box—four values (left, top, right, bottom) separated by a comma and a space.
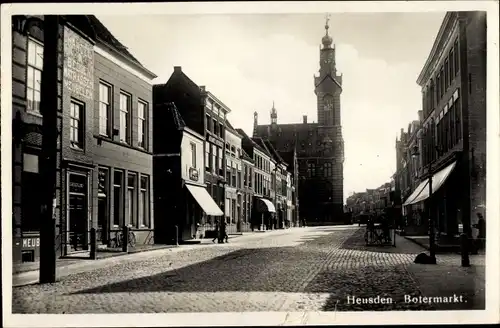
67, 172, 89, 253
97, 168, 109, 244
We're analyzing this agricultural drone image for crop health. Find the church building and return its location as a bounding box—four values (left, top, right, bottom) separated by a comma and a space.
254, 17, 345, 224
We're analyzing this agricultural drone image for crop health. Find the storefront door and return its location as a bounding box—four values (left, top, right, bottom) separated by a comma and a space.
67, 172, 89, 253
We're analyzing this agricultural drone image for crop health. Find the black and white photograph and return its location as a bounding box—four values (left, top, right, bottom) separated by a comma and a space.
1, 1, 499, 326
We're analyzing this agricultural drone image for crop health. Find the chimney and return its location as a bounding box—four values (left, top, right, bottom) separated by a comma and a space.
173, 66, 182, 72
199, 85, 206, 92
418, 110, 423, 122
303, 115, 308, 124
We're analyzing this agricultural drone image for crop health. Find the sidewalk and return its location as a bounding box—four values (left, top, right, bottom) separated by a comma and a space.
11, 228, 299, 287
400, 233, 486, 255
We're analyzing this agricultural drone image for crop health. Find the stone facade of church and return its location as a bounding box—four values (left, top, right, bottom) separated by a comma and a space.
254, 20, 345, 224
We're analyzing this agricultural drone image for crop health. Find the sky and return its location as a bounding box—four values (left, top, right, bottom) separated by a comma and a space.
97, 12, 446, 200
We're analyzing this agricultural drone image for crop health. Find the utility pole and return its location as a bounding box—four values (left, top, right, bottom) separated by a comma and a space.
39, 15, 59, 284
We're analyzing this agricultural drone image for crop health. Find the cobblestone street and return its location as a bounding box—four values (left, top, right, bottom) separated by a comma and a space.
12, 226, 485, 313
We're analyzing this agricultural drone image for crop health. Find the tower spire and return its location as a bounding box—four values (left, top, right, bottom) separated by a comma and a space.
321, 13, 333, 48
271, 101, 277, 125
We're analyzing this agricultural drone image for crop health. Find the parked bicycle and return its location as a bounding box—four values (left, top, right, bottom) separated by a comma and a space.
109, 227, 136, 248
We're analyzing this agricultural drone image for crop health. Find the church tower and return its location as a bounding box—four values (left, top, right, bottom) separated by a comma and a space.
314, 14, 343, 127
313, 14, 345, 219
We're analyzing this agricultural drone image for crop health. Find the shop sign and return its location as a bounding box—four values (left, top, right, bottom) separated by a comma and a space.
189, 167, 199, 181
207, 135, 224, 148
22, 237, 40, 249
69, 174, 87, 194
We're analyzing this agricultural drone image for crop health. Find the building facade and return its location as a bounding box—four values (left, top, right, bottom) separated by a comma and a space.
403, 11, 486, 243
12, 15, 157, 264
153, 103, 223, 243
237, 129, 276, 230
253, 20, 345, 224
224, 123, 243, 234
241, 150, 255, 232
153, 67, 231, 239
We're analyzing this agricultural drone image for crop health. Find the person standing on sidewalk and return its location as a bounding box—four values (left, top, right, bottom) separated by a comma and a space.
219, 219, 228, 243
212, 218, 220, 243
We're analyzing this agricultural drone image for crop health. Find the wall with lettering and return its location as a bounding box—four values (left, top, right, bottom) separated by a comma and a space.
63, 27, 94, 99
61, 25, 95, 166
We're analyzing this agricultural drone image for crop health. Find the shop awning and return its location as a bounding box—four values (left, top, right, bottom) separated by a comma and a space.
257, 198, 276, 213
185, 184, 224, 216
403, 161, 457, 206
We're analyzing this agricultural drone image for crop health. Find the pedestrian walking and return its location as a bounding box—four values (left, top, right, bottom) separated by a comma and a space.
219, 219, 229, 243
212, 218, 219, 243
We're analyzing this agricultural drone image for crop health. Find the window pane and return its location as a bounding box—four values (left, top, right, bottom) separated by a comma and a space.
35, 43, 44, 68
128, 174, 136, 187
114, 171, 123, 186
27, 66, 34, 88
28, 40, 36, 66
140, 176, 148, 190
34, 69, 42, 91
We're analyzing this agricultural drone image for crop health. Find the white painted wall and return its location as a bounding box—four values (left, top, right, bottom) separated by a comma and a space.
181, 131, 204, 184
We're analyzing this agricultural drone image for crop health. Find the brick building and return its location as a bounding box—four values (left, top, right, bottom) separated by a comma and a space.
254, 19, 345, 224
152, 102, 222, 244
11, 15, 157, 264
403, 11, 486, 243
153, 67, 231, 238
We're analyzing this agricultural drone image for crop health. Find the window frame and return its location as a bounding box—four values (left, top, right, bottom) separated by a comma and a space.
98, 81, 113, 136
119, 91, 132, 144
138, 175, 149, 228
113, 170, 124, 227
138, 99, 148, 149
127, 172, 137, 227
69, 99, 85, 150
190, 142, 197, 168
26, 37, 44, 115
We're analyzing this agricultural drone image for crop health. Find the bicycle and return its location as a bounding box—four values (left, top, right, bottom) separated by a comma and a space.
110, 228, 136, 248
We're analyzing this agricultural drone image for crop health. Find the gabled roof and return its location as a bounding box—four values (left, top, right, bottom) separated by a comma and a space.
226, 120, 242, 137
236, 128, 266, 155
263, 139, 285, 165
85, 16, 157, 79
252, 137, 273, 157
166, 102, 186, 130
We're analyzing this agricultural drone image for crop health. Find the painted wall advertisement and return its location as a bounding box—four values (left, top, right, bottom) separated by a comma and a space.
63, 27, 94, 99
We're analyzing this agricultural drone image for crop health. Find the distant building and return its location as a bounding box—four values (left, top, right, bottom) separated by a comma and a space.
241, 149, 255, 232
224, 122, 243, 234
253, 19, 345, 224
237, 129, 276, 231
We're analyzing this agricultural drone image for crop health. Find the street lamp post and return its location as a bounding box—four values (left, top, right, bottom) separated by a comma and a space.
411, 143, 437, 264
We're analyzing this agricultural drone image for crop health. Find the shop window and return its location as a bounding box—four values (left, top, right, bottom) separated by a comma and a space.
97, 168, 109, 237
139, 175, 149, 227
127, 173, 137, 227
113, 170, 124, 226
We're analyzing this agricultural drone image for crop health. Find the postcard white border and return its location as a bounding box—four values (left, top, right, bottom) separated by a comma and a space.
2, 1, 499, 327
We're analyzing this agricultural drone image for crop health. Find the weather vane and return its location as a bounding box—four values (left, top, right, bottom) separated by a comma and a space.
325, 13, 331, 26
